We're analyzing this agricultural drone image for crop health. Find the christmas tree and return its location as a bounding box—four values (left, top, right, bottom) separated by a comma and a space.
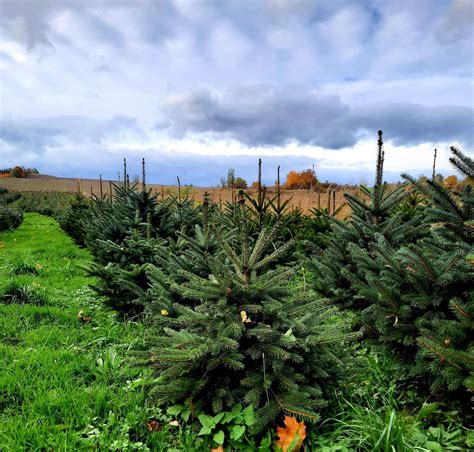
310, 131, 427, 309
143, 213, 359, 430
335, 146, 473, 393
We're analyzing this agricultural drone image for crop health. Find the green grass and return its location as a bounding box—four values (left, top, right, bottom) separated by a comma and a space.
312, 348, 473, 451
0, 214, 194, 450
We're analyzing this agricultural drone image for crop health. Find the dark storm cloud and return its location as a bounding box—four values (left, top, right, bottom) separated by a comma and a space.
347, 103, 474, 148
161, 88, 474, 149
161, 88, 352, 148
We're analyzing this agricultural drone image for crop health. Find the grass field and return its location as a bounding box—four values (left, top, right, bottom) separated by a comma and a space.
0, 214, 195, 450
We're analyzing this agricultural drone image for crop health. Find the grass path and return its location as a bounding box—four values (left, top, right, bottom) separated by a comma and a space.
0, 214, 180, 450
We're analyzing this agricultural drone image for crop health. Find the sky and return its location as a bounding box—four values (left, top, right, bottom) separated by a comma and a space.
0, 0, 473, 186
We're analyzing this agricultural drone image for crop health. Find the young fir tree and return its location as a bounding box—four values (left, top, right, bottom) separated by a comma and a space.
405, 147, 473, 392
342, 146, 473, 394
143, 213, 359, 431
82, 161, 208, 317
60, 192, 91, 246
310, 130, 427, 309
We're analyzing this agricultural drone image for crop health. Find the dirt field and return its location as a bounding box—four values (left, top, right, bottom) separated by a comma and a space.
0, 174, 359, 217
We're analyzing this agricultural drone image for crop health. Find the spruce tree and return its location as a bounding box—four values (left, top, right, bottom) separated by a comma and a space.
340, 146, 473, 394
406, 147, 473, 392
60, 192, 91, 246
82, 165, 203, 316
310, 130, 426, 308
143, 215, 359, 430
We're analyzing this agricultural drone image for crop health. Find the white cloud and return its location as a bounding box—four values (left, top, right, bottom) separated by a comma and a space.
0, 0, 472, 183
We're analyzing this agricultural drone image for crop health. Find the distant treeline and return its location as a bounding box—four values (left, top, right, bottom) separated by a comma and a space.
0, 166, 39, 178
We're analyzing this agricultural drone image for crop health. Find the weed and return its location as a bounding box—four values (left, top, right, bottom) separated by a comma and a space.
1, 281, 48, 305
312, 347, 472, 451
8, 255, 43, 275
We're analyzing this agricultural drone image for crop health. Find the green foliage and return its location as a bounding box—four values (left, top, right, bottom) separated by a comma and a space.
0, 188, 22, 205
2, 146, 473, 449
1, 281, 48, 305
28, 150, 470, 443
396, 191, 427, 222
450, 145, 474, 179
8, 255, 42, 275
60, 192, 92, 246
310, 131, 426, 309
143, 217, 359, 430
196, 404, 258, 449
0, 206, 23, 231
0, 213, 199, 450
164, 400, 274, 450
82, 182, 200, 317
313, 347, 473, 451
311, 138, 473, 397
11, 192, 73, 219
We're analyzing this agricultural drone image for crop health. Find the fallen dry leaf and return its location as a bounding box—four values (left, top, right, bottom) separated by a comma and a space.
276, 416, 306, 452
146, 419, 161, 432
211, 447, 224, 452
77, 311, 91, 323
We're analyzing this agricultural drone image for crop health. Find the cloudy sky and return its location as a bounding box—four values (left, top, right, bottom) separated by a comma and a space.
0, 0, 472, 185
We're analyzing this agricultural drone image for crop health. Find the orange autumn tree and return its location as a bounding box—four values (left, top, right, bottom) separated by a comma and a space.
284, 169, 318, 190
443, 175, 459, 190
10, 166, 25, 178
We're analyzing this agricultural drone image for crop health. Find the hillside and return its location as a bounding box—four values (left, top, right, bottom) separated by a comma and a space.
0, 173, 355, 216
